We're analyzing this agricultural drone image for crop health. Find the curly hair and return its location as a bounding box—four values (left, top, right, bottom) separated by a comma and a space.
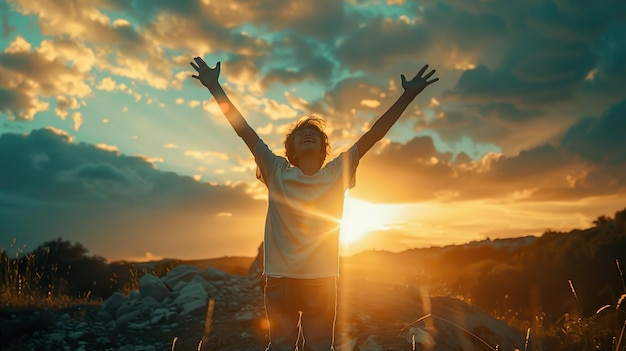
284, 116, 331, 167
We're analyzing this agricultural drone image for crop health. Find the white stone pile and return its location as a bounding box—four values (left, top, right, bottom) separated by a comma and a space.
100, 264, 262, 333
9, 264, 264, 351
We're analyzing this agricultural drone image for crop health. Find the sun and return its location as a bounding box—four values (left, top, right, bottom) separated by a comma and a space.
339, 193, 395, 245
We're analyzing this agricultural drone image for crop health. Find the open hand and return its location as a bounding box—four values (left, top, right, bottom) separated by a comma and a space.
190, 57, 220, 88
401, 65, 439, 96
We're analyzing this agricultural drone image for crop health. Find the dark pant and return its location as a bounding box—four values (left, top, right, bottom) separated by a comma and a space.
264, 276, 337, 351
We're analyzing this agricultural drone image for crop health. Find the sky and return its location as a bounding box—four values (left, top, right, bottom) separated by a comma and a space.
1, 0, 625, 262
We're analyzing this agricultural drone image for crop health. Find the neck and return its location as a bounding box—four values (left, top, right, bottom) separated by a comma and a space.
297, 156, 321, 175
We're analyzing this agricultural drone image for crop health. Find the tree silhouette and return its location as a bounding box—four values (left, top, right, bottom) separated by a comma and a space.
19, 238, 113, 299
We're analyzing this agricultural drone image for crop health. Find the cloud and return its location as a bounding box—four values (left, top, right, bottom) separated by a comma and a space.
96, 77, 120, 92
0, 128, 266, 259
9, 0, 182, 90
72, 112, 83, 131
184, 150, 230, 162
309, 76, 398, 132
55, 96, 81, 119
0, 87, 49, 121
353, 99, 626, 203
262, 98, 298, 120
561, 98, 626, 165
260, 36, 337, 87
0, 36, 92, 121
335, 17, 431, 73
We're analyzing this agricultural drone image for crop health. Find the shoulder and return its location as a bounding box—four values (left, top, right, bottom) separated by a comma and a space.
324, 144, 359, 170
254, 139, 289, 176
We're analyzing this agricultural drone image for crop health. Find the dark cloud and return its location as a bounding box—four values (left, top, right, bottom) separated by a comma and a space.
582, 21, 626, 97
447, 64, 580, 105
262, 55, 335, 87
107, 0, 203, 24
0, 87, 33, 120
420, 1, 509, 52
335, 17, 432, 73
453, 152, 472, 164
430, 0, 624, 155
0, 128, 266, 259
414, 103, 545, 153
334, 1, 509, 73
227, 0, 348, 40
111, 0, 348, 39
261, 36, 336, 87
483, 144, 573, 186
561, 98, 626, 165
476, 103, 544, 123
0, 128, 260, 207
353, 98, 626, 203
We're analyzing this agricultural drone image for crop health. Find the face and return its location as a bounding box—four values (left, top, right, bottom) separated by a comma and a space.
292, 127, 323, 160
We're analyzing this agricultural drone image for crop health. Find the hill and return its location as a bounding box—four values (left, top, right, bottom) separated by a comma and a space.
342, 215, 626, 326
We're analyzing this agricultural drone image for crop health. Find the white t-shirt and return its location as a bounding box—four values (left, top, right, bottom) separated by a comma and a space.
254, 139, 359, 278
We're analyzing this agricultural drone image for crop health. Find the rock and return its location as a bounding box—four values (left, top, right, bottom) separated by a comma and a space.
430, 296, 524, 350
162, 264, 202, 288
139, 274, 170, 302
164, 311, 177, 323
68, 331, 84, 339
203, 266, 230, 281
116, 301, 137, 319
116, 309, 141, 329
59, 313, 71, 322
102, 292, 128, 317
48, 331, 66, 343
95, 336, 110, 345
128, 320, 150, 330
235, 311, 255, 321
174, 281, 208, 307
97, 310, 113, 322
150, 314, 164, 324
138, 296, 160, 314
189, 274, 210, 289
180, 299, 207, 316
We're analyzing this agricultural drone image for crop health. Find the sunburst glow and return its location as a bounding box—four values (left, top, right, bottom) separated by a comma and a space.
339, 192, 397, 246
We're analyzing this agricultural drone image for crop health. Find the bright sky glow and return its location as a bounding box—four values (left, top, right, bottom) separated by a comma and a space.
340, 192, 399, 248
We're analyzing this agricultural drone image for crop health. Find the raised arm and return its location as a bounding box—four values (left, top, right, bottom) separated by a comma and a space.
355, 64, 438, 158
190, 57, 259, 153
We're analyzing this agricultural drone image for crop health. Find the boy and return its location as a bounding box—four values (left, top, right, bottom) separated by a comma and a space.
190, 57, 438, 351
